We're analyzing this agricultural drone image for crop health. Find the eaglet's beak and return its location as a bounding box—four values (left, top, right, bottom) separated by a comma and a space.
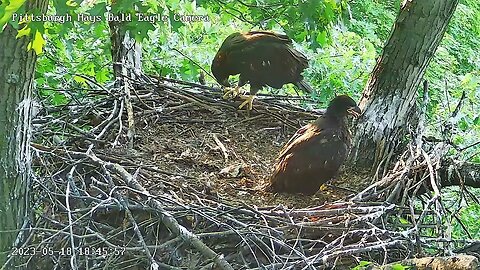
347, 106, 362, 118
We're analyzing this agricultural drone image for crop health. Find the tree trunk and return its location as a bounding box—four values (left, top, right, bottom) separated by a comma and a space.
108, 21, 142, 80
0, 0, 48, 266
108, 1, 142, 149
349, 0, 459, 170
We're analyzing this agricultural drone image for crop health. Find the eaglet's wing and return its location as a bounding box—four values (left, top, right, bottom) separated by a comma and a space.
277, 117, 349, 173
242, 33, 307, 68
229, 36, 308, 88
278, 123, 321, 160
269, 122, 349, 194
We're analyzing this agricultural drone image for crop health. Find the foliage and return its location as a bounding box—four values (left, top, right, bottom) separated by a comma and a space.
199, 0, 345, 48
452, 202, 480, 239
390, 264, 411, 270
304, 27, 376, 104
344, 0, 398, 52
424, 1, 480, 163
345, 0, 480, 164
351, 261, 411, 270
351, 260, 372, 270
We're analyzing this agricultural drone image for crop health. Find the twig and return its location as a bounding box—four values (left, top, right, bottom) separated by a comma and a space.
212, 133, 229, 163
66, 166, 78, 270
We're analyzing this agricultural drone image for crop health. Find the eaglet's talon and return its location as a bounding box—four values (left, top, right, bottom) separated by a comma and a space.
238, 95, 255, 111
319, 184, 328, 191
222, 86, 240, 100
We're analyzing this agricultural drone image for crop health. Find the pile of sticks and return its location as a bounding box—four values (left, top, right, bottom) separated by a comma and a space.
7, 76, 477, 270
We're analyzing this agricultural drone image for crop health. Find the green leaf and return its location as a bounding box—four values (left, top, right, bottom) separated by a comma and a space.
0, 0, 27, 31
169, 11, 184, 32
95, 68, 110, 83
358, 261, 372, 266
66, 0, 78, 7
316, 31, 328, 46
52, 92, 68, 106
391, 263, 410, 270
16, 24, 30, 38
53, 0, 70, 15
473, 116, 480, 127
351, 260, 372, 270
459, 117, 469, 131
399, 217, 410, 225
73, 75, 87, 85
126, 19, 155, 41
87, 2, 106, 17
324, 0, 336, 20
29, 30, 46, 54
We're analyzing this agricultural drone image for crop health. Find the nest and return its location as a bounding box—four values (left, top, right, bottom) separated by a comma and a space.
8, 76, 478, 269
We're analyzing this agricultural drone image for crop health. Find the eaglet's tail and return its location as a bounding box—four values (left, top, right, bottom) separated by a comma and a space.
294, 80, 313, 94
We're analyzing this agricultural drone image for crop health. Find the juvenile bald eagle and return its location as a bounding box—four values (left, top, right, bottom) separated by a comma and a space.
211, 30, 312, 110
267, 95, 361, 195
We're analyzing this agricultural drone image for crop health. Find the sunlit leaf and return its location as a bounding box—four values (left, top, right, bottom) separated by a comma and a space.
73, 75, 87, 85
399, 217, 410, 225
30, 30, 46, 54
0, 0, 27, 31
15, 24, 30, 38
351, 260, 372, 270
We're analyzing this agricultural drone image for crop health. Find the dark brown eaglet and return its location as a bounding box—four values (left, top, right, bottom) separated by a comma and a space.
211, 30, 313, 110
267, 95, 361, 195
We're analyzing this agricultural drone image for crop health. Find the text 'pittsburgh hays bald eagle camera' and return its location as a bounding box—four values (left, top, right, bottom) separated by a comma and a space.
211, 30, 313, 110
267, 95, 361, 195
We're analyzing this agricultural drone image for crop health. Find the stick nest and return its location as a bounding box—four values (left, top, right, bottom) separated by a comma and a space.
12, 76, 478, 270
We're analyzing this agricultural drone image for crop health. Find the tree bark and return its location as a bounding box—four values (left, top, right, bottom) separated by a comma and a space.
108, 0, 141, 149
108, 20, 142, 80
0, 0, 48, 266
349, 0, 459, 170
